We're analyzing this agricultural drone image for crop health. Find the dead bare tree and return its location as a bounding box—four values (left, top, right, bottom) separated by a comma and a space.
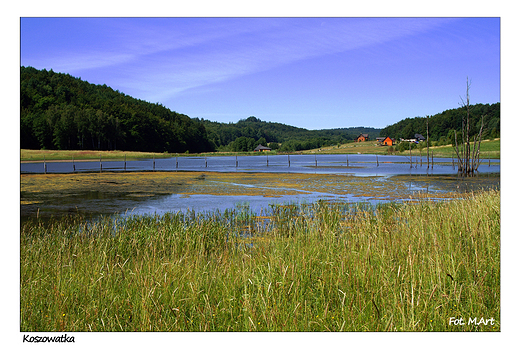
426, 114, 430, 169
454, 77, 485, 177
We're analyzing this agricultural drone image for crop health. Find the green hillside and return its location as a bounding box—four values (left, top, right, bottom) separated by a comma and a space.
20, 66, 214, 153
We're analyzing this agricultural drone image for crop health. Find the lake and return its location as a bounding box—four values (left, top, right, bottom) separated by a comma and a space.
20, 154, 500, 222
21, 153, 500, 176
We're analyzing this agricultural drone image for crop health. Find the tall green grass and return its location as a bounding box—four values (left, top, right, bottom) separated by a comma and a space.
20, 190, 500, 331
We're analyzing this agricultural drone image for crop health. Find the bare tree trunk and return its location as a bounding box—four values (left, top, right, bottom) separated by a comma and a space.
457, 77, 472, 177
454, 128, 462, 173
455, 78, 485, 177
426, 115, 430, 169
466, 89, 471, 175
409, 142, 412, 168
474, 115, 485, 173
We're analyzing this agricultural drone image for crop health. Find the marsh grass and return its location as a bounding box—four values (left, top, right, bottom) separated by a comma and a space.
20, 149, 274, 162
22, 172, 485, 213
20, 190, 500, 332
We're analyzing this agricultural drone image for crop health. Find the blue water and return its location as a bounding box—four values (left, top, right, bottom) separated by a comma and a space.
21, 154, 500, 176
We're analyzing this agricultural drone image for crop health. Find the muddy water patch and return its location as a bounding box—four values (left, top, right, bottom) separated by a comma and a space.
20, 171, 499, 222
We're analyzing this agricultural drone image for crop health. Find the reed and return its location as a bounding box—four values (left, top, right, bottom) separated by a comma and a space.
20, 190, 500, 332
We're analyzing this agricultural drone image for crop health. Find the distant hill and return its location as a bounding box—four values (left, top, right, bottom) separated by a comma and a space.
202, 116, 381, 152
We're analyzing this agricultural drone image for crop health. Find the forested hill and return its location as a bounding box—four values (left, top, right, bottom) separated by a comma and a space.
379, 102, 500, 142
20, 66, 214, 153
20, 66, 381, 153
20, 67, 499, 154
202, 117, 381, 152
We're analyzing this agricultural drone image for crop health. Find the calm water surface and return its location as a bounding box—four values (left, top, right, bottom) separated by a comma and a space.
21, 154, 500, 176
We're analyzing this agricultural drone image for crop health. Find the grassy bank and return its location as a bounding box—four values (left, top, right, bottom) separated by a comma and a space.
405, 138, 500, 159
20, 149, 181, 162
20, 190, 500, 332
304, 138, 500, 159
20, 149, 276, 162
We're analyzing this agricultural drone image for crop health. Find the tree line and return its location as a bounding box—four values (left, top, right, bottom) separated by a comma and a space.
379, 102, 500, 146
201, 116, 381, 152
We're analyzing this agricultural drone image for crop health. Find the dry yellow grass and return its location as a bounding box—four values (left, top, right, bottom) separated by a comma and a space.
20, 149, 174, 162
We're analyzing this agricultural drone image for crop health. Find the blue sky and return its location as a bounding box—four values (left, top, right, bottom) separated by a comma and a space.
20, 17, 500, 130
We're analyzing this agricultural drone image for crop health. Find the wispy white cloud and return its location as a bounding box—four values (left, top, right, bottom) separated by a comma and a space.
23, 52, 135, 74
22, 17, 456, 102
117, 18, 455, 101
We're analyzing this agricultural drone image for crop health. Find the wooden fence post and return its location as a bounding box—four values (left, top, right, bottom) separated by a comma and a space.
452, 154, 454, 169
409, 143, 412, 168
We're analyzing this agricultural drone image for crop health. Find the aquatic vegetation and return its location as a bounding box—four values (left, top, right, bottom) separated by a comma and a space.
20, 170, 499, 223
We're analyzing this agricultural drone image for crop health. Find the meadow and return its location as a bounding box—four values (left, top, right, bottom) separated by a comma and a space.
20, 149, 175, 162
20, 189, 500, 332
304, 138, 500, 159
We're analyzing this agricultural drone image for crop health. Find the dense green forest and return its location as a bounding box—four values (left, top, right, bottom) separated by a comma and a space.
202, 117, 380, 152
380, 102, 500, 149
20, 66, 214, 153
